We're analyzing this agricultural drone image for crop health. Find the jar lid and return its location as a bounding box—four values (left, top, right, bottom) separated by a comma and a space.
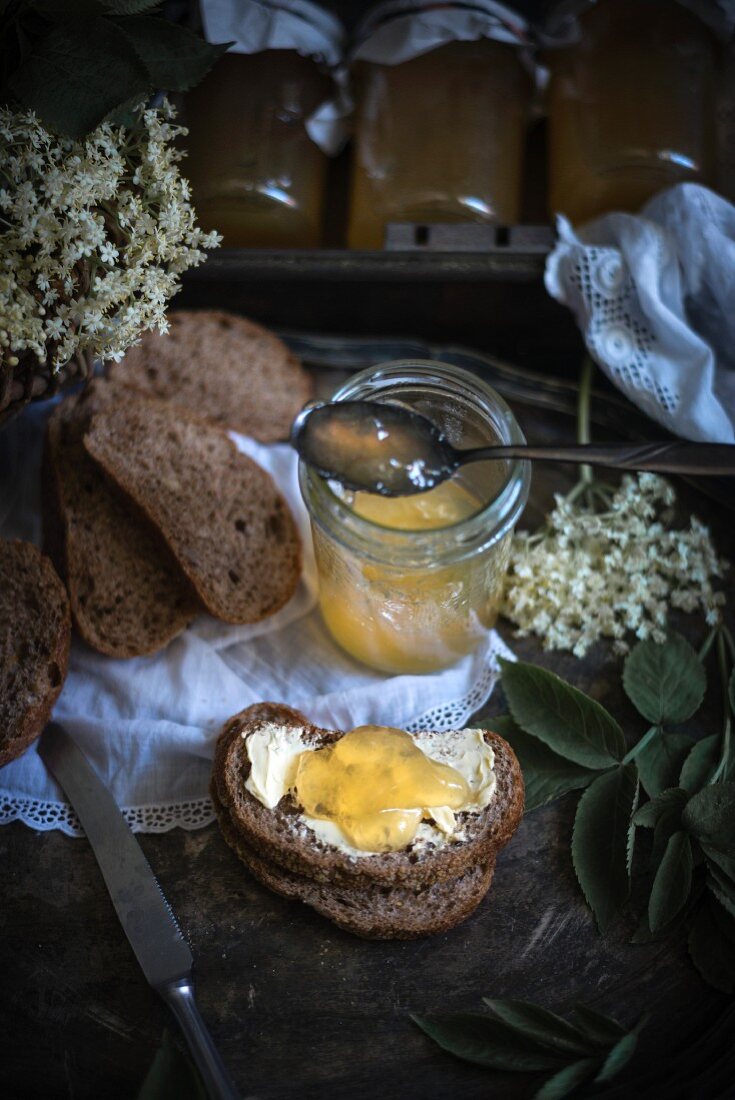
351, 0, 531, 65
200, 0, 346, 66
541, 0, 735, 45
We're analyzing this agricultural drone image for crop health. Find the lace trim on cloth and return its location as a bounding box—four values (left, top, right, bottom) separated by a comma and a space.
0, 795, 215, 838
1, 637, 510, 837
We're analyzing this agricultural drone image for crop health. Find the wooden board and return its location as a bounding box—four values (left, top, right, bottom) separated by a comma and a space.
0, 401, 731, 1100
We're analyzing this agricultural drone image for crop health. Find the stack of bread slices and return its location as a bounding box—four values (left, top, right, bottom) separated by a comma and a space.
42, 311, 310, 658
211, 703, 524, 940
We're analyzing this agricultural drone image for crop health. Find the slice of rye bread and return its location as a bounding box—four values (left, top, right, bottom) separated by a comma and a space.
43, 388, 199, 657
211, 780, 496, 940
83, 390, 302, 624
211, 703, 524, 891
0, 540, 71, 766
106, 310, 313, 442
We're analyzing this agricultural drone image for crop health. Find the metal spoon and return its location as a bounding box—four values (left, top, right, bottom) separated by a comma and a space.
292, 400, 735, 497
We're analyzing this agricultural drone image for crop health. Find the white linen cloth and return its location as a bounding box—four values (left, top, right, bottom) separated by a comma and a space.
0, 401, 511, 836
545, 184, 735, 444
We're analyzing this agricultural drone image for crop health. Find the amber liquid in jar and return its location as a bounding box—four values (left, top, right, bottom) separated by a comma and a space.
547, 0, 717, 224
348, 39, 528, 249
184, 52, 331, 247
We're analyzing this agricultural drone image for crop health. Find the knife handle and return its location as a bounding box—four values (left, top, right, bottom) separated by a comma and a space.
158, 978, 241, 1100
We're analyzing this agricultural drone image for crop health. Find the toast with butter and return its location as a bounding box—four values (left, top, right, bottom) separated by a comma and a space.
211, 703, 524, 939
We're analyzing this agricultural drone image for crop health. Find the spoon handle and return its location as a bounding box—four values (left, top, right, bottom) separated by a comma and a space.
470, 441, 735, 477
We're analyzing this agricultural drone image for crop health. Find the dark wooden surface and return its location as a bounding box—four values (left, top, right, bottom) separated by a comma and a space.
1, 401, 732, 1100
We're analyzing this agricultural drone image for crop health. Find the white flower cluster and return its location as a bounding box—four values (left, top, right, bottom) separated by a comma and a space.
502, 473, 728, 658
0, 101, 219, 373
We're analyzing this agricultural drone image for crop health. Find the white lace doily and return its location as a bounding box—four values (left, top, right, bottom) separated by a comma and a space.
0, 401, 512, 837
545, 183, 735, 444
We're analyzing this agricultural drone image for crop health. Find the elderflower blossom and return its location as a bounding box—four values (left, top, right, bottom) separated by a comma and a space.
0, 101, 220, 375
501, 473, 728, 657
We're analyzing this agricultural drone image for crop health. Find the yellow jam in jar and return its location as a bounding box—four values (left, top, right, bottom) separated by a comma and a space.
314, 477, 509, 674
293, 725, 470, 852
299, 361, 531, 676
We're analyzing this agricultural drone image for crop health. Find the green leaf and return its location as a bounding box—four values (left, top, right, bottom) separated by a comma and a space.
500, 659, 625, 770
482, 999, 593, 1057
623, 634, 706, 725
680, 735, 721, 793
116, 16, 229, 92
707, 865, 735, 919
702, 845, 735, 882
682, 784, 735, 849
688, 895, 735, 994
633, 787, 688, 828
571, 765, 639, 932
29, 0, 107, 15
137, 1030, 207, 1100
594, 1017, 647, 1083
569, 1005, 627, 1047
636, 730, 693, 798
648, 831, 693, 933
8, 17, 151, 138
411, 1014, 565, 1071
491, 716, 596, 811
535, 1059, 599, 1100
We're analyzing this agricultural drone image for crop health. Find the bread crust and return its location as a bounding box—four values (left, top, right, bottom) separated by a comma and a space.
212, 703, 524, 890
0, 540, 71, 766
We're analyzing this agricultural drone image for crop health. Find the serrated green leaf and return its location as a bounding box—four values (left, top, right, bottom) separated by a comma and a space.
411, 1014, 565, 1071
29, 0, 106, 15
633, 787, 688, 828
482, 999, 593, 1057
491, 715, 596, 811
572, 764, 638, 932
680, 735, 720, 793
535, 1058, 599, 1100
648, 831, 693, 933
707, 866, 735, 919
688, 895, 735, 993
623, 634, 706, 725
636, 730, 693, 798
8, 17, 150, 138
594, 1018, 646, 1084
569, 1005, 627, 1047
116, 16, 229, 92
137, 1030, 207, 1100
682, 784, 735, 849
731, 668, 735, 715
499, 659, 625, 770
702, 845, 735, 881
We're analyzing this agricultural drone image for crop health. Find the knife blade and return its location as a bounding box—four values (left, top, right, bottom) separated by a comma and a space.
39, 722, 240, 1100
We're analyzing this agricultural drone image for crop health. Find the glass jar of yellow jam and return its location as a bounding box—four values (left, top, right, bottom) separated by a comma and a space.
299, 361, 530, 674
347, 2, 530, 249
546, 0, 718, 225
184, 2, 343, 248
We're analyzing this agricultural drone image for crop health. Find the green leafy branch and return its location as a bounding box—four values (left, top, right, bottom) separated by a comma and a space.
0, 1, 230, 138
413, 999, 646, 1099
497, 627, 735, 991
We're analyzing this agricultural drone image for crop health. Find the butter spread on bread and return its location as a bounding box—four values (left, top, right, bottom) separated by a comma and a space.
243, 722, 497, 856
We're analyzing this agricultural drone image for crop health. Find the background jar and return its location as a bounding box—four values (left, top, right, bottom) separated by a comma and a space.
545, 0, 718, 225
347, 2, 531, 250
184, 2, 343, 248
299, 361, 530, 675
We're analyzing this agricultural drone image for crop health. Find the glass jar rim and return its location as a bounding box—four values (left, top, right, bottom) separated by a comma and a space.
299, 359, 531, 567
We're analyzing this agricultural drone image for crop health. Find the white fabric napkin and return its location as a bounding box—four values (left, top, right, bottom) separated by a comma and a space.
545, 183, 735, 444
0, 400, 511, 835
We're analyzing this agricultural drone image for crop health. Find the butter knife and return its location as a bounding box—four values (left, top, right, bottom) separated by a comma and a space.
39, 722, 240, 1100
